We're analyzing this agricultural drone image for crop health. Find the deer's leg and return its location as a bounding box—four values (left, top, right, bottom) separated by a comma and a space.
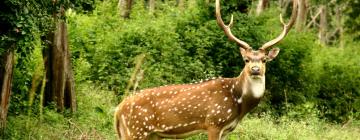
147, 133, 162, 140
207, 127, 222, 140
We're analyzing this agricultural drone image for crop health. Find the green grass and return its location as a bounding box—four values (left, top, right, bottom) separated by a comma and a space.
186, 115, 360, 140
4, 84, 360, 140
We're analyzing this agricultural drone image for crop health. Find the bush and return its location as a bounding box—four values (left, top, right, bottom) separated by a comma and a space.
306, 43, 360, 122
68, 0, 255, 95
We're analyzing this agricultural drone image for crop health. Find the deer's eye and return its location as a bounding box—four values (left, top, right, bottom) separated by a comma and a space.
262, 59, 267, 63
245, 59, 250, 63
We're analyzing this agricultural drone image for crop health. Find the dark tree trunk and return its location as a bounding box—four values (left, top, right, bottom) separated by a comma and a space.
0, 49, 14, 132
43, 7, 76, 112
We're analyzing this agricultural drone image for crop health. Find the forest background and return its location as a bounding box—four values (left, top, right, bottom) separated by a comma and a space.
0, 0, 359, 139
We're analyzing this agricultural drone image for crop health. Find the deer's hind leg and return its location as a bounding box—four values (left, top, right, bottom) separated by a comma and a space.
207, 127, 222, 140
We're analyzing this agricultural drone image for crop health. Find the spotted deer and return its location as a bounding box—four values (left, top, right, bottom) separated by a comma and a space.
114, 0, 298, 139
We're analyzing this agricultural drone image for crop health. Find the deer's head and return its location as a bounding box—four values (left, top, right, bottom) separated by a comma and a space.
215, 0, 298, 79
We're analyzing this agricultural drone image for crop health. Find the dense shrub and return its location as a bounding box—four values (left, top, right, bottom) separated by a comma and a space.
68, 0, 255, 94
306, 43, 360, 122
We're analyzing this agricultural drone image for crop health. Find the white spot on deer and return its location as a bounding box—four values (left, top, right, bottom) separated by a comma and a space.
224, 97, 228, 101
237, 98, 242, 104
227, 109, 232, 113
167, 126, 174, 130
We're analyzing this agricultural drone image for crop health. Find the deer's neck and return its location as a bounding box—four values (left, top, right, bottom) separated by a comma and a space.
234, 71, 265, 99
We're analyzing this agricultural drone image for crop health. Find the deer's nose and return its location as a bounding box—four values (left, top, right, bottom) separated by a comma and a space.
251, 66, 260, 75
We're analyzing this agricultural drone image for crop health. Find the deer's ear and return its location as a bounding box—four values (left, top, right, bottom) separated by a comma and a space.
267, 48, 280, 61
240, 48, 247, 58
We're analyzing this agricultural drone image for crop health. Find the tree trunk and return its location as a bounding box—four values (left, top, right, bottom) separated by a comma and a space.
256, 0, 269, 16
177, 0, 185, 10
335, 6, 344, 48
0, 49, 14, 133
188, 0, 196, 9
149, 0, 155, 14
295, 0, 309, 31
44, 7, 76, 112
118, 0, 133, 18
319, 5, 327, 45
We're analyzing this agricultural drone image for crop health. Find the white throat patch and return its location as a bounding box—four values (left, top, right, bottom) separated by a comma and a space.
247, 76, 265, 98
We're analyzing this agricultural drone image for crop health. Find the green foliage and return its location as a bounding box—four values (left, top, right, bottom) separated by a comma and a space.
344, 0, 360, 40
2, 0, 98, 115
306, 43, 360, 122
4, 84, 116, 139
68, 0, 259, 95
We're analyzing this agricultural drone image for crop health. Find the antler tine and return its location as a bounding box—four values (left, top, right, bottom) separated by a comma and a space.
260, 0, 298, 50
215, 0, 251, 50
